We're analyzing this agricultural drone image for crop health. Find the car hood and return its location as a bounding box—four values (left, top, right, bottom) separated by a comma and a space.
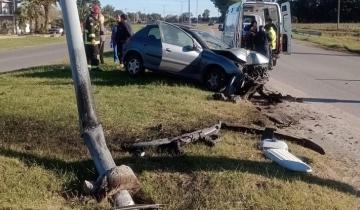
212, 48, 269, 65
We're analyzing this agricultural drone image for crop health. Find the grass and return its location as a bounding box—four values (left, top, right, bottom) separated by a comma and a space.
293, 23, 360, 53
132, 24, 145, 32
0, 36, 66, 52
0, 53, 359, 209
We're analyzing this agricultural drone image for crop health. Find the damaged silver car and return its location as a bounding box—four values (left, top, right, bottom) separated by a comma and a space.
123, 21, 269, 92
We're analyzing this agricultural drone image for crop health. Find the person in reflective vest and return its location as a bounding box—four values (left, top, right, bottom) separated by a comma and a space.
84, 4, 101, 70
265, 18, 277, 69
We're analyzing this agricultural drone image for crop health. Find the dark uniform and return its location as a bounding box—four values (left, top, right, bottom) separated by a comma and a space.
116, 19, 133, 64
84, 14, 101, 70
254, 27, 270, 58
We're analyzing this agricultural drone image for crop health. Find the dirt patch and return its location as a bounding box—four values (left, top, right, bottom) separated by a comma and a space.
252, 86, 360, 191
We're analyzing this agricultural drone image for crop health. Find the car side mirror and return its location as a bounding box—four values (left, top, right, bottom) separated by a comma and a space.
218, 24, 224, 31
183, 45, 194, 52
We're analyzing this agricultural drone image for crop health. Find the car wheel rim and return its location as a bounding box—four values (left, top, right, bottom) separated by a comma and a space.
208, 73, 220, 89
128, 59, 140, 75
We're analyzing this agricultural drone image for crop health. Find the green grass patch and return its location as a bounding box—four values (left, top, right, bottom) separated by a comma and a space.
132, 24, 145, 33
293, 33, 360, 53
293, 23, 360, 53
0, 36, 66, 52
0, 53, 359, 209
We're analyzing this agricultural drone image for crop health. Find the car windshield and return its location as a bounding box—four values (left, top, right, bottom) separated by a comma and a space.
192, 30, 231, 50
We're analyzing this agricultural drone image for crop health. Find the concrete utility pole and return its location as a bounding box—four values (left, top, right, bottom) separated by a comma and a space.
59, 0, 136, 208
337, 0, 341, 30
196, 0, 198, 25
188, 0, 191, 25
12, 0, 16, 34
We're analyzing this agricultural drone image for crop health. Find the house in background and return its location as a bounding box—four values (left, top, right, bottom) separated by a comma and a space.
0, 0, 21, 34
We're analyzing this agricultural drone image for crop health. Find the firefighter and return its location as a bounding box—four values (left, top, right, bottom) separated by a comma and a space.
84, 4, 101, 70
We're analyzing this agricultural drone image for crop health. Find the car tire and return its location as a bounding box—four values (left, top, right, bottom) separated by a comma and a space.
125, 54, 144, 76
204, 68, 227, 92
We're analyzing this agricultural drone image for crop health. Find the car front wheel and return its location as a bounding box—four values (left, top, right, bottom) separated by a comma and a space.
125, 54, 144, 76
204, 69, 227, 92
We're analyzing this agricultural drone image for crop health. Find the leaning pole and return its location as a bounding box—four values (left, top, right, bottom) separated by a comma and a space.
59, 0, 136, 207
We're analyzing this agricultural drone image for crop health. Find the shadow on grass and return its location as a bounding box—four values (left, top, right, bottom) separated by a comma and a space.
13, 62, 202, 89
0, 147, 359, 199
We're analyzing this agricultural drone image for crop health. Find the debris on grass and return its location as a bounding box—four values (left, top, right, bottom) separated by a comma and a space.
122, 123, 222, 156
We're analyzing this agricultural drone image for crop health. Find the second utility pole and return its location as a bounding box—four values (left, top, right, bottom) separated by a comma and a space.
188, 0, 191, 25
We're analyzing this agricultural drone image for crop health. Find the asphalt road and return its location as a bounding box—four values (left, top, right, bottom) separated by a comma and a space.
0, 43, 68, 73
0, 40, 111, 73
269, 40, 360, 119
1, 39, 359, 120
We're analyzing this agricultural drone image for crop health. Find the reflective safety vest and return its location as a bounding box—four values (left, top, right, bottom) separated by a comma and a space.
84, 15, 101, 45
267, 26, 277, 50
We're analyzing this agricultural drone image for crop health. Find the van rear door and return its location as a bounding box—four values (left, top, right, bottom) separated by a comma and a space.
281, 2, 292, 54
222, 2, 242, 48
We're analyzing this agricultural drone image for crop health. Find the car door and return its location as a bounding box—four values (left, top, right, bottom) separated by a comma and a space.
143, 26, 162, 70
281, 2, 292, 54
158, 22, 200, 73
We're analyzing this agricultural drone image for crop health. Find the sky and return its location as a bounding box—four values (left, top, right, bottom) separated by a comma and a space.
100, 0, 220, 17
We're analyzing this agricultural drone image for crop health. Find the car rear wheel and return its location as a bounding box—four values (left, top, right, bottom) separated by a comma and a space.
125, 54, 144, 76
204, 68, 227, 92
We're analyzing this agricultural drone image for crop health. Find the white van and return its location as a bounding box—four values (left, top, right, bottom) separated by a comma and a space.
221, 0, 292, 63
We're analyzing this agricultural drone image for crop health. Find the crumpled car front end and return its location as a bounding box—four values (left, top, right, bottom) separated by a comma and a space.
212, 48, 270, 99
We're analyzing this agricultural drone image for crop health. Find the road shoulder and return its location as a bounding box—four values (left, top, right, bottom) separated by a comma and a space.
266, 78, 360, 190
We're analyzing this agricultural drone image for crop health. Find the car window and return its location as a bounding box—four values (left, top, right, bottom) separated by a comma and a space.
160, 23, 193, 47
147, 26, 161, 40
194, 30, 230, 50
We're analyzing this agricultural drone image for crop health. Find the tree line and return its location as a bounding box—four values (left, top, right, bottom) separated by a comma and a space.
16, 0, 58, 33
211, 0, 360, 22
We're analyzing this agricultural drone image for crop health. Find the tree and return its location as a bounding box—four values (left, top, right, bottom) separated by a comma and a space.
149, 13, 162, 21
102, 4, 119, 27
210, 0, 240, 20
77, 0, 100, 23
165, 15, 179, 23
180, 12, 192, 22
202, 9, 210, 22
39, 0, 57, 32
18, 0, 43, 33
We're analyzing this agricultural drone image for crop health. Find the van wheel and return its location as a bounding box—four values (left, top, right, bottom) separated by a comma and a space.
125, 54, 144, 76
204, 68, 227, 92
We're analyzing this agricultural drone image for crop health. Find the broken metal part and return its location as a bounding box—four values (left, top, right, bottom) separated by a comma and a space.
213, 93, 242, 104
222, 122, 325, 155
122, 123, 222, 156
213, 63, 270, 102
84, 165, 141, 202
260, 128, 289, 151
261, 127, 276, 140
252, 88, 304, 104
114, 204, 164, 210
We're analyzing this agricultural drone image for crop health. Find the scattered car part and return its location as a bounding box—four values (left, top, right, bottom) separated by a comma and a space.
115, 204, 164, 210
264, 149, 313, 173
261, 139, 289, 150
260, 128, 312, 173
260, 128, 289, 151
122, 123, 222, 156
222, 122, 325, 155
